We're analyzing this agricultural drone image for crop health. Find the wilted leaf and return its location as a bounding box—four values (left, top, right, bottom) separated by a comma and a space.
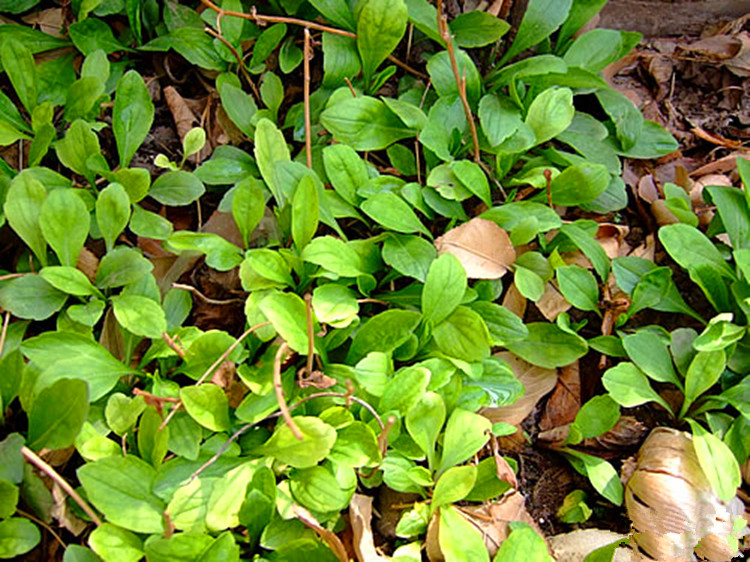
435, 218, 516, 279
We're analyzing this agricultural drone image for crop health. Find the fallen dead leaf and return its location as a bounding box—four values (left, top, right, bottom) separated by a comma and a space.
725, 31, 750, 77
501, 282, 527, 319
689, 152, 749, 177
538, 361, 580, 431
650, 199, 680, 226
350, 494, 391, 562
637, 174, 659, 204
535, 282, 571, 321
76, 246, 99, 283
291, 503, 349, 562
51, 480, 88, 536
548, 529, 637, 562
435, 218, 516, 279
624, 427, 748, 561
481, 352, 557, 427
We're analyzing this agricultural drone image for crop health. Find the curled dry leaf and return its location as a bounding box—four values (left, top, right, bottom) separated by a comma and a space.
624, 427, 748, 561
637, 175, 659, 204
548, 529, 637, 562
481, 352, 557, 427
350, 494, 390, 562
538, 416, 648, 455
538, 362, 580, 432
292, 503, 350, 562
435, 218, 516, 279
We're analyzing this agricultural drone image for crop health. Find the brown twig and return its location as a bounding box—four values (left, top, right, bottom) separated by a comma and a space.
274, 342, 303, 440
161, 331, 187, 360
0, 311, 10, 356
356, 298, 388, 305
436, 0, 480, 162
21, 447, 103, 527
0, 273, 26, 282
16, 509, 66, 549
159, 321, 271, 430
304, 293, 315, 377
377, 415, 397, 457
544, 168, 553, 208
171, 282, 245, 306
303, 28, 313, 169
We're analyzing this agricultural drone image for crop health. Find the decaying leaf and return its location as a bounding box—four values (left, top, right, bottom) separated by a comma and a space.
435, 218, 516, 279
350, 494, 390, 562
481, 352, 557, 427
548, 529, 637, 562
502, 282, 527, 319
538, 416, 648, 455
538, 362, 580, 432
291, 503, 349, 562
624, 427, 748, 561
535, 282, 571, 321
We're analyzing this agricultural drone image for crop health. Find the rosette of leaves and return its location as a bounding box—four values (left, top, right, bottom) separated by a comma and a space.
624, 427, 748, 561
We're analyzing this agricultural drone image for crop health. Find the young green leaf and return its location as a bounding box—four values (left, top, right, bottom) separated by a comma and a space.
422, 253, 467, 326
113, 71, 154, 168
292, 175, 319, 250
431, 465, 477, 514
96, 183, 131, 252
149, 170, 205, 206
0, 275, 66, 321
257, 417, 337, 468
602, 362, 674, 415
556, 264, 600, 313
493, 522, 554, 562
505, 323, 587, 369
89, 523, 144, 562
432, 306, 492, 363
437, 408, 491, 476
1, 39, 37, 114
180, 384, 231, 432
357, 0, 408, 88
500, 0, 573, 64
439, 506, 490, 562
111, 294, 168, 339
254, 118, 291, 205
181, 127, 206, 161
526, 87, 575, 145
621, 331, 681, 387
5, 174, 47, 265
406, 391, 445, 470
232, 177, 266, 248
311, 284, 358, 328
380, 365, 430, 414
686, 420, 742, 504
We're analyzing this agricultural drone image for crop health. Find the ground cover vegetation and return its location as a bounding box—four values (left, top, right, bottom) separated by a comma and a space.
0, 0, 748, 560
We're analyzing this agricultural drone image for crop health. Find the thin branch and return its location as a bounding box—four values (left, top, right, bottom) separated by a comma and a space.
0, 273, 26, 282
205, 27, 244, 69
159, 322, 271, 430
304, 293, 315, 377
386, 55, 428, 80
161, 331, 186, 360
21, 447, 103, 527
171, 282, 244, 305
303, 28, 313, 169
16, 509, 66, 549
0, 311, 10, 356
436, 0, 480, 162
357, 298, 388, 306
274, 342, 303, 440
377, 415, 397, 457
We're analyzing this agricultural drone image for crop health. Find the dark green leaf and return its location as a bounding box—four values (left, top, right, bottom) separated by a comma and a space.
450, 11, 510, 48
232, 178, 265, 248
0, 275, 66, 321
357, 0, 408, 87
556, 264, 600, 313
28, 378, 88, 451
500, 0, 573, 64
347, 309, 422, 363
433, 306, 491, 363
505, 323, 587, 369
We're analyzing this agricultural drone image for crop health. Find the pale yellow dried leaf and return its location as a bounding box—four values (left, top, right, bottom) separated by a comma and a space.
435, 218, 516, 279
349, 494, 391, 562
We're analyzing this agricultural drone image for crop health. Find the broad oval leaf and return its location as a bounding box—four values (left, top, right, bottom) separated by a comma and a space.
149, 170, 205, 206
505, 323, 587, 369
422, 253, 467, 326
361, 192, 431, 236
357, 0, 408, 87
111, 294, 167, 339
28, 378, 89, 451
257, 416, 337, 468
113, 70, 154, 168
435, 218, 516, 279
180, 384, 231, 432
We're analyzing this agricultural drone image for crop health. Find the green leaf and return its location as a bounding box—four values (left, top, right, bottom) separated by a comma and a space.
550, 164, 610, 207
501, 0, 573, 64
166, 232, 243, 271
556, 265, 600, 313
206, 463, 257, 532
465, 456, 513, 502
380, 365, 430, 415
310, 0, 356, 30
105, 393, 146, 436
138, 406, 169, 468
439, 506, 490, 562
621, 331, 681, 387
292, 175, 319, 250
683, 350, 726, 414
595, 88, 643, 151
302, 236, 365, 277
437, 408, 491, 476
242, 249, 294, 288
89, 524, 144, 562
659, 223, 735, 279
432, 465, 477, 514
311, 284, 358, 329
0, 518, 40, 559
557, 0, 608, 47
257, 417, 337, 468
433, 306, 491, 363
450, 160, 491, 206
505, 323, 587, 369
130, 205, 173, 240
4, 174, 47, 265
707, 186, 750, 251
347, 309, 422, 363
470, 302, 528, 346
113, 71, 154, 168
564, 449, 623, 505
150, 170, 205, 206
219, 81, 257, 137
422, 253, 467, 326
22, 331, 135, 401
111, 294, 167, 339
78, 456, 165, 534
1, 39, 37, 114
569, 395, 619, 444
248, 23, 287, 72
556, 490, 592, 524
254, 118, 290, 206
565, 29, 640, 73
602, 362, 673, 415
406, 392, 445, 470
96, 247, 154, 289
330, 421, 381, 467
382, 234, 436, 282
362, 192, 430, 236
322, 33, 360, 88
320, 96, 415, 151
180, 384, 231, 432
28, 378, 88, 451
0, 275, 66, 321
231, 177, 265, 248
40, 187, 89, 267
427, 50, 481, 105
686, 420, 742, 504
559, 222, 610, 281
611, 120, 677, 158
0, 480, 18, 520
450, 11, 510, 48
290, 465, 354, 513
54, 120, 101, 184
526, 87, 575, 145
322, 144, 368, 205
259, 292, 309, 354
493, 522, 554, 562
357, 0, 408, 88
96, 183, 130, 252
68, 18, 129, 55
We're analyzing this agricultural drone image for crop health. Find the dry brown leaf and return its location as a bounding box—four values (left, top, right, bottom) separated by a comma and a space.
501, 282, 527, 319
435, 218, 516, 279
650, 200, 680, 227
678, 35, 742, 61
291, 503, 349, 562
624, 428, 748, 561
637, 174, 659, 204
725, 31, 750, 77
535, 282, 571, 321
22, 8, 65, 37
689, 152, 748, 177
538, 362, 580, 431
51, 480, 88, 536
597, 224, 630, 259
163, 86, 212, 163
350, 494, 391, 562
76, 246, 99, 283
481, 352, 557, 427
99, 308, 125, 362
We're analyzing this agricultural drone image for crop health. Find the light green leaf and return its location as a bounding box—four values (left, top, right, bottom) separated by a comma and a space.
433, 306, 491, 363
405, 392, 445, 470
1, 39, 37, 113
130, 205, 173, 240
0, 518, 40, 559
469, 301, 528, 346
111, 294, 167, 339
5, 174, 47, 265
526, 87, 575, 145
556, 265, 600, 313
602, 362, 673, 415
382, 234, 436, 282
254, 118, 290, 205
149, 170, 205, 206
302, 236, 365, 277
96, 183, 131, 252
493, 522, 553, 562
181, 384, 231, 432
439, 506, 490, 562
559, 222, 610, 281
311, 284, 358, 329
257, 417, 337, 468
438, 408, 491, 476
564, 449, 623, 505
569, 395, 619, 444
206, 462, 257, 532
292, 175, 319, 250
422, 253, 467, 326
322, 143, 368, 205
380, 366, 430, 415
357, 0, 408, 88
505, 323, 587, 369
231, 178, 265, 248
96, 247, 154, 289
259, 292, 309, 354
550, 164, 610, 207
686, 420, 742, 503
89, 523, 144, 562
683, 350, 726, 414
78, 456, 164, 534
432, 465, 477, 514
450, 11, 510, 48
219, 81, 257, 137
500, 0, 573, 64
40, 187, 89, 267
113, 70, 154, 167
362, 191, 430, 236
137, 406, 169, 468
659, 223, 735, 280
347, 309, 422, 363
0, 275, 66, 321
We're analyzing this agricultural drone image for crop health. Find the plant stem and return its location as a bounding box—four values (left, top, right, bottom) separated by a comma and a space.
274, 342, 303, 439
21, 447, 103, 527
303, 28, 313, 169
